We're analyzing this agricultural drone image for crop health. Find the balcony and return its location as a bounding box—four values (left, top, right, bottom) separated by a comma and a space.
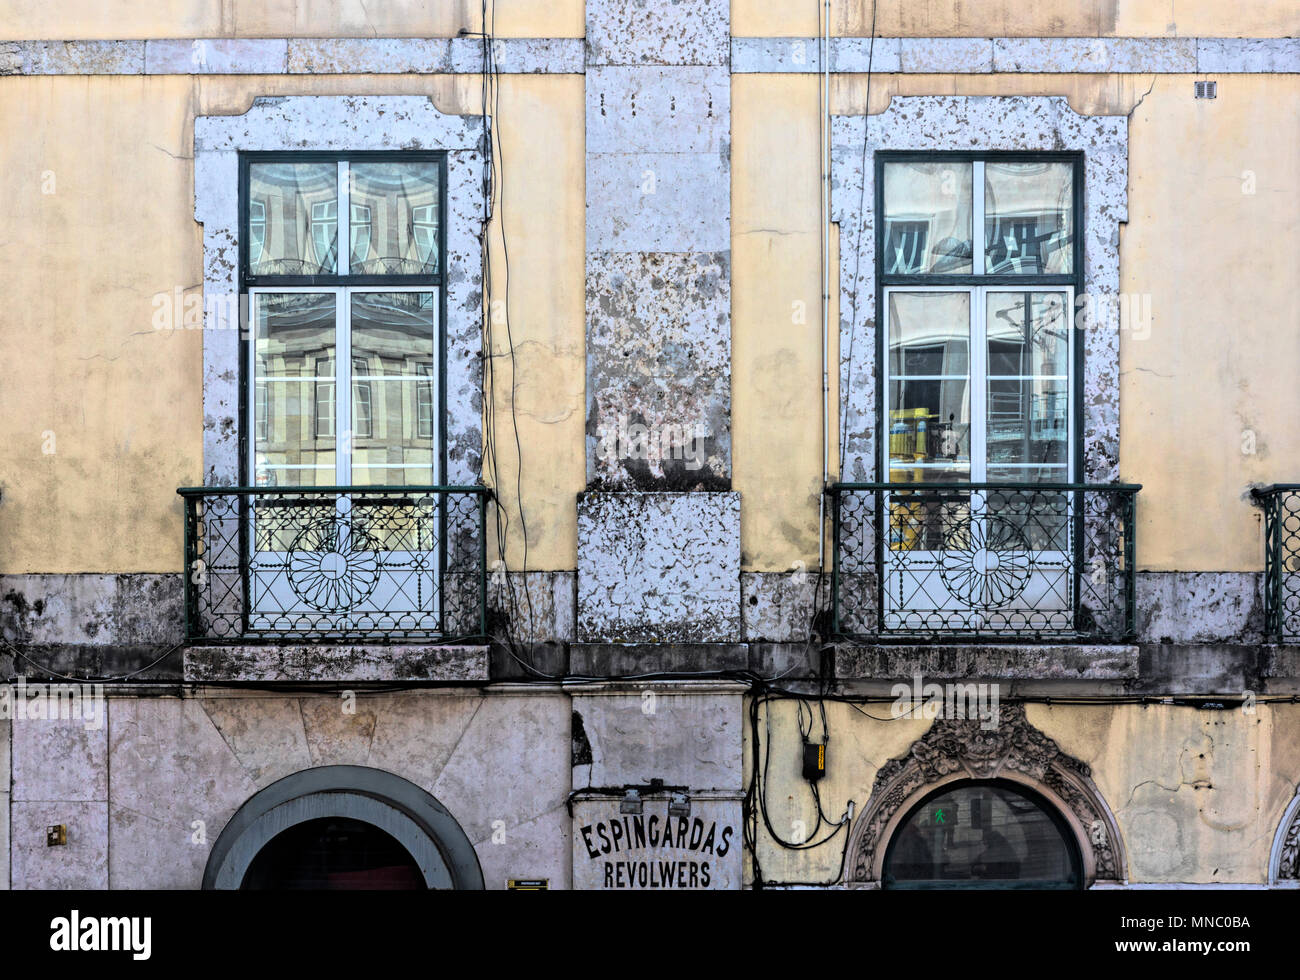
828, 483, 1139, 643
177, 485, 491, 644
1253, 485, 1300, 643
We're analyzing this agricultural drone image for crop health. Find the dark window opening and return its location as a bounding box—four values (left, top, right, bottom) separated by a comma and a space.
883, 781, 1083, 890
241, 817, 426, 890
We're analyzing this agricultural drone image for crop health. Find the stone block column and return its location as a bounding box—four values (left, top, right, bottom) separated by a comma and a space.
579, 0, 740, 644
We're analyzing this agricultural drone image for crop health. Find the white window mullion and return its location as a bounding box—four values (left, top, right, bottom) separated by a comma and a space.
337, 161, 350, 277
336, 288, 352, 486
970, 285, 987, 484
1066, 285, 1076, 485
972, 161, 985, 277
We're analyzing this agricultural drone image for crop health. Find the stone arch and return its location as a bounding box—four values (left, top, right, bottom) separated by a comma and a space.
203, 765, 484, 890
1269, 790, 1300, 885
848, 704, 1126, 887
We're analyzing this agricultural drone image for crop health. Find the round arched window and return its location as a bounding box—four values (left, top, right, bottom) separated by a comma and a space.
882, 781, 1083, 889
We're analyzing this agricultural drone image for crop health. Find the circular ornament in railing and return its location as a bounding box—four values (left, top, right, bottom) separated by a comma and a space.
939, 516, 1033, 608
287, 519, 381, 612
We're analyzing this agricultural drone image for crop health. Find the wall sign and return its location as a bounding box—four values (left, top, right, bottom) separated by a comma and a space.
571, 800, 742, 889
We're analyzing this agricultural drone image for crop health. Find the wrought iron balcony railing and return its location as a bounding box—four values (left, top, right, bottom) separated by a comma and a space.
1252, 485, 1300, 643
177, 485, 491, 643
828, 483, 1140, 643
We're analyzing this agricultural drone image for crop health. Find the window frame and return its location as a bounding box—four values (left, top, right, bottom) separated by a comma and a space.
875, 150, 1085, 485
238, 150, 449, 490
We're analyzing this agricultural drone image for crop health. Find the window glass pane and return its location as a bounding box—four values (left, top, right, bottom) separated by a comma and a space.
984, 162, 1073, 275
252, 293, 337, 487
248, 163, 338, 276
349, 292, 437, 486
986, 292, 1069, 377
883, 162, 973, 274
888, 292, 970, 483
885, 784, 1078, 888
888, 292, 970, 378
349, 162, 440, 275
986, 291, 1069, 477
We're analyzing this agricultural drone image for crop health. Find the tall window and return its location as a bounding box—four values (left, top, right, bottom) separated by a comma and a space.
879, 155, 1080, 486
242, 153, 444, 488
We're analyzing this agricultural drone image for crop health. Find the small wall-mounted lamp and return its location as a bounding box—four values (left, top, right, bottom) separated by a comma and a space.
668, 793, 691, 819
620, 789, 643, 815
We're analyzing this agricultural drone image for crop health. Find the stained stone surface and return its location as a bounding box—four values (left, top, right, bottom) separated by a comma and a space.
732, 36, 1297, 74
0, 573, 181, 647
1196, 37, 1300, 73
585, 251, 731, 488
23, 40, 143, 74
832, 96, 1127, 485
586, 0, 729, 67
900, 37, 993, 73
194, 96, 485, 485
992, 37, 1196, 73
583, 1, 733, 490
741, 571, 822, 642
183, 643, 488, 682
586, 151, 731, 253
146, 39, 287, 74
586, 66, 729, 154
576, 492, 741, 642
568, 681, 745, 788
1136, 572, 1265, 645
90, 692, 572, 888
12, 802, 108, 889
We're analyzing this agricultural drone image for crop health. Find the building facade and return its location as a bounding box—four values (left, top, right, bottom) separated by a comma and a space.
0, 0, 1299, 889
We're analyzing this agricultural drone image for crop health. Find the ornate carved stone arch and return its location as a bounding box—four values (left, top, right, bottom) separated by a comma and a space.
848, 704, 1126, 886
1269, 791, 1300, 885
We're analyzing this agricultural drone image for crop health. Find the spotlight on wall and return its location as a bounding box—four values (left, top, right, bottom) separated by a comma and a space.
668, 793, 691, 819
620, 789, 643, 815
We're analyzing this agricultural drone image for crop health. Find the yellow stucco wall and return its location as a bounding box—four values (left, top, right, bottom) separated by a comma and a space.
0, 73, 584, 573
732, 72, 1300, 573
1, 66, 1297, 575
734, 0, 1300, 38
0, 1, 585, 40
747, 698, 1300, 884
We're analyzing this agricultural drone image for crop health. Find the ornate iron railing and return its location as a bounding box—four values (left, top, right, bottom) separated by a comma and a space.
828, 483, 1139, 643
1252, 485, 1300, 643
178, 486, 491, 643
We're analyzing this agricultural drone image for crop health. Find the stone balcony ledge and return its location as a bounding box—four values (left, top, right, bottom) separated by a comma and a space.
182, 642, 488, 683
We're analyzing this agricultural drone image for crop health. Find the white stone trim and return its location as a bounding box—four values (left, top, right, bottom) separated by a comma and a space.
0, 37, 584, 75
193, 94, 486, 485
831, 95, 1127, 484
4, 36, 1294, 76
731, 36, 1300, 74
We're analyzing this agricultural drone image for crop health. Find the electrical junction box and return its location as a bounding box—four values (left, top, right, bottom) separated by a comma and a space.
802, 743, 826, 781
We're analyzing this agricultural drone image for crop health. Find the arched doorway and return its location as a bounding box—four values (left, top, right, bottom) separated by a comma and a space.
882, 780, 1083, 889
203, 766, 484, 890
